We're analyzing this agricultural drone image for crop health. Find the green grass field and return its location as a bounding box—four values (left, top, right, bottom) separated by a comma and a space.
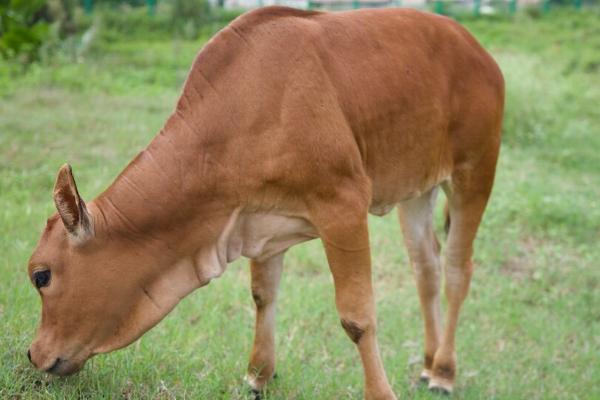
1, 9, 600, 399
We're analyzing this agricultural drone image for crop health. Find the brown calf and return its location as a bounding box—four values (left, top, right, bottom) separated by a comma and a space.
27, 7, 503, 399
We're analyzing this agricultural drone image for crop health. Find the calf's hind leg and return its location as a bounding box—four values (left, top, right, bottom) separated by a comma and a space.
397, 188, 443, 384
428, 163, 497, 394
245, 253, 284, 393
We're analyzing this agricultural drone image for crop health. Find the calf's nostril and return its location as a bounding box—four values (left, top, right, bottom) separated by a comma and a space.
46, 358, 62, 374
27, 349, 32, 364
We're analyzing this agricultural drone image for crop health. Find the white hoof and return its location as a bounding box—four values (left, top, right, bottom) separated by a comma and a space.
419, 369, 432, 383
428, 376, 453, 395
244, 374, 262, 392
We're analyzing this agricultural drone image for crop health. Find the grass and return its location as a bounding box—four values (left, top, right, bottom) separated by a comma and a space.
1, 8, 600, 400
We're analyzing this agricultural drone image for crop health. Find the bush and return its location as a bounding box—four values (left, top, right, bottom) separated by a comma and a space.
47, 0, 79, 38
97, 5, 172, 41
0, 0, 94, 64
0, 0, 49, 63
92, 0, 238, 42
171, 0, 211, 39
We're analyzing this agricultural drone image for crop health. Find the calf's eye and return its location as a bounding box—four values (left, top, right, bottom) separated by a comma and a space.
33, 270, 51, 289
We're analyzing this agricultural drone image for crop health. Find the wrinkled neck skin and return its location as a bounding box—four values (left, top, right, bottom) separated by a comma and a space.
88, 128, 315, 354
81, 28, 321, 354
88, 198, 242, 354
85, 31, 305, 354
93, 33, 248, 299
90, 111, 245, 353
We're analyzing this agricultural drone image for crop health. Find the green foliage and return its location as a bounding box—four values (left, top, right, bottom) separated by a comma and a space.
96, 5, 173, 41
47, 0, 80, 38
523, 4, 543, 18
0, 0, 96, 64
91, 1, 241, 43
0, 0, 241, 64
212, 6, 245, 24
97, 0, 147, 6
171, 0, 212, 39
0, 0, 49, 62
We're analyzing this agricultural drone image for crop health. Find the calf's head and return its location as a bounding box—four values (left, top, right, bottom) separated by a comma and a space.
27, 165, 192, 376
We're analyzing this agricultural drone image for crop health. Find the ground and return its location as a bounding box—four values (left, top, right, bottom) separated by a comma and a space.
1, 9, 599, 400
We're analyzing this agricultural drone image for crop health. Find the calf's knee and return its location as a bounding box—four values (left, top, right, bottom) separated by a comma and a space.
340, 318, 373, 344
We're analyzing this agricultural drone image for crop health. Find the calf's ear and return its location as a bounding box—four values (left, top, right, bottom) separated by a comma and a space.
53, 164, 94, 243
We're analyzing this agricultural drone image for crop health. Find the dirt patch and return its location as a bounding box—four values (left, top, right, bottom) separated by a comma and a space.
500, 236, 539, 281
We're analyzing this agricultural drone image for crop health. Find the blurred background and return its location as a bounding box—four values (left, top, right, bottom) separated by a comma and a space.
1, 0, 599, 65
1, 0, 599, 399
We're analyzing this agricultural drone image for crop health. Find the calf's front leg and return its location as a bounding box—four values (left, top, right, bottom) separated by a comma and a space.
245, 253, 284, 393
311, 197, 396, 400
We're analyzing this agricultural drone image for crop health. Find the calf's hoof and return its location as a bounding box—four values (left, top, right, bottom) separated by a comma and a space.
244, 374, 262, 391
249, 388, 262, 400
244, 371, 276, 399
428, 376, 453, 395
419, 369, 432, 384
